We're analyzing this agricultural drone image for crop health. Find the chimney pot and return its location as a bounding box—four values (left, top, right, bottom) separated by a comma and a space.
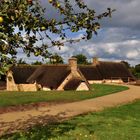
68, 57, 77, 72
93, 57, 99, 66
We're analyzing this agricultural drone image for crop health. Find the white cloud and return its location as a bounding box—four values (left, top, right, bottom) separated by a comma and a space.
126, 51, 139, 59
15, 0, 140, 66
53, 35, 140, 66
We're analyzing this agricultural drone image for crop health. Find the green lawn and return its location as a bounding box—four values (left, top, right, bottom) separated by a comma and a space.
1, 100, 140, 140
0, 84, 128, 107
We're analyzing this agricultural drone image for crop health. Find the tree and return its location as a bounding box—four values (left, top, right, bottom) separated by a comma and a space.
32, 61, 43, 65
49, 53, 64, 64
134, 64, 140, 79
73, 54, 88, 64
135, 64, 140, 73
0, 0, 115, 75
121, 61, 140, 79
17, 58, 27, 64
121, 61, 130, 69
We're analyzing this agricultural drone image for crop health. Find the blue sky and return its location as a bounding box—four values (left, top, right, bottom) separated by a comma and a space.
18, 0, 140, 66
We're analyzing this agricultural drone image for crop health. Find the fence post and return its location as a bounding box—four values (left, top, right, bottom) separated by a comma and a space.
128, 77, 130, 84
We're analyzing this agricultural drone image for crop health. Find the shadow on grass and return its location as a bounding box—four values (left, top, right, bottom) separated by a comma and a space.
1, 100, 140, 140
1, 120, 77, 140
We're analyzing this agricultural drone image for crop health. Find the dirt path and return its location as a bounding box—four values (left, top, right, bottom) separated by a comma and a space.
0, 85, 140, 136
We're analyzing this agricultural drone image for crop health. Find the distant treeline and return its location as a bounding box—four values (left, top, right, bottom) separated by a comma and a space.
1, 54, 140, 80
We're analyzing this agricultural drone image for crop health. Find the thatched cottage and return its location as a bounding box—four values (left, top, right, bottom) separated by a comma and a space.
79, 58, 135, 84
7, 65, 38, 91
6, 58, 135, 91
7, 58, 90, 91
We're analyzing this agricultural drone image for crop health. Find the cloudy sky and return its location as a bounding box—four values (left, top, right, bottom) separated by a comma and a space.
20, 0, 140, 66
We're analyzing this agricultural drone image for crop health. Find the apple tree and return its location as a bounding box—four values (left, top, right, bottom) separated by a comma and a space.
49, 53, 64, 64
0, 0, 115, 76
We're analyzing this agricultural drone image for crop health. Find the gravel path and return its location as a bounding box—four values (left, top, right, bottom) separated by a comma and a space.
0, 85, 140, 136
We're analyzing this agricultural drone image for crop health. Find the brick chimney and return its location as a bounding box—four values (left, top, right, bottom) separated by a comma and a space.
68, 57, 77, 73
93, 57, 99, 66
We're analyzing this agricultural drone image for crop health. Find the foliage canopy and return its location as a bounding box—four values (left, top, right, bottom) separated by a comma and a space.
73, 54, 89, 64
0, 0, 115, 75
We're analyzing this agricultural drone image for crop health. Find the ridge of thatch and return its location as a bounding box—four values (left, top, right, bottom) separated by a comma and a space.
27, 65, 71, 89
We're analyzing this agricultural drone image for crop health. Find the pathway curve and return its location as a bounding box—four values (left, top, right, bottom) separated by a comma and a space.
0, 85, 140, 136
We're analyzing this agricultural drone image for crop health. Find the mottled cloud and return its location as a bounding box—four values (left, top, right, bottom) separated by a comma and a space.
20, 0, 140, 66
50, 0, 140, 66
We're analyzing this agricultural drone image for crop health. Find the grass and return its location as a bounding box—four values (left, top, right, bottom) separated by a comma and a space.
1, 100, 140, 140
0, 84, 128, 107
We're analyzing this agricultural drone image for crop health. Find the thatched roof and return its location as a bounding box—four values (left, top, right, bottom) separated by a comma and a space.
96, 61, 135, 82
64, 78, 82, 90
9, 64, 89, 90
9, 60, 135, 89
10, 65, 38, 84
78, 61, 135, 82
27, 65, 71, 89
79, 65, 103, 80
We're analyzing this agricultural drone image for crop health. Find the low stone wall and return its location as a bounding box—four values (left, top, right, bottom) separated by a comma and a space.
104, 79, 123, 84
18, 84, 39, 92
7, 82, 19, 91
88, 80, 103, 84
88, 79, 124, 84
42, 87, 51, 91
